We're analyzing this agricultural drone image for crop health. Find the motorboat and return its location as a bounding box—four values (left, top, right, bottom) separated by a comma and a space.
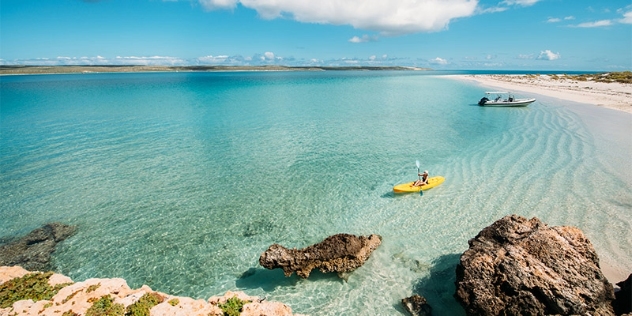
478, 92, 535, 107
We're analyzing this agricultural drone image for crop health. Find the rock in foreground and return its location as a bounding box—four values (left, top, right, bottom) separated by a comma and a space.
0, 266, 299, 316
0, 223, 76, 272
259, 233, 382, 278
455, 215, 615, 315
613, 273, 632, 315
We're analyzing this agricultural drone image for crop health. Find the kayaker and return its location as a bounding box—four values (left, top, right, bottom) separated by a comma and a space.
413, 170, 429, 186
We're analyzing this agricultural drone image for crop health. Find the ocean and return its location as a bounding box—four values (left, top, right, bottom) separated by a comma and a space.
1, 71, 631, 315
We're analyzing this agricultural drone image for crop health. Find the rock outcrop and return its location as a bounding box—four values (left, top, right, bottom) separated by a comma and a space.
0, 266, 299, 316
401, 294, 432, 316
259, 233, 382, 278
613, 274, 632, 315
0, 223, 76, 272
455, 215, 616, 316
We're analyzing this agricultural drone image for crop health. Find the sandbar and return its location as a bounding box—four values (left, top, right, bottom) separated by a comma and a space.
448, 74, 632, 114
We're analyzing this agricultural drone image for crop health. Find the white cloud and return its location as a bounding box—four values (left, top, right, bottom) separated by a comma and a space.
430, 57, 448, 65
194, 0, 478, 35
620, 11, 632, 24
197, 0, 237, 10
547, 16, 574, 23
575, 20, 612, 28
197, 55, 233, 63
536, 50, 560, 61
349, 34, 378, 43
114, 56, 186, 65
517, 54, 533, 59
263, 51, 275, 60
477, 6, 507, 14
501, 0, 540, 7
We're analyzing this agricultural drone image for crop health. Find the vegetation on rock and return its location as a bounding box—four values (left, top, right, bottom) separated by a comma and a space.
0, 271, 72, 308
86, 283, 101, 293
86, 295, 125, 316
124, 292, 164, 316
218, 296, 249, 316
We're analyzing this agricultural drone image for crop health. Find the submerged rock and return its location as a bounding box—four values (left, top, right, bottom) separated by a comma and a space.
259, 233, 382, 278
401, 294, 432, 316
0, 223, 77, 271
455, 215, 616, 316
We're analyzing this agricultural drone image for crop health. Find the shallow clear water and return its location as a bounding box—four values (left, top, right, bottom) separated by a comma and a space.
1, 71, 631, 315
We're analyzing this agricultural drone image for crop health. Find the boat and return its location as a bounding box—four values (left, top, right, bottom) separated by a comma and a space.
478, 92, 535, 107
393, 176, 445, 193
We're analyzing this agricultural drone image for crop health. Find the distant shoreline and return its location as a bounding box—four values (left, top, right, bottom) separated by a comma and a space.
0, 65, 431, 75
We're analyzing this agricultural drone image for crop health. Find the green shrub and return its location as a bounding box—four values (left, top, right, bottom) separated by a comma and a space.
124, 292, 163, 316
168, 298, 179, 306
0, 272, 72, 308
86, 283, 101, 293
218, 296, 249, 316
62, 290, 81, 304
86, 295, 125, 316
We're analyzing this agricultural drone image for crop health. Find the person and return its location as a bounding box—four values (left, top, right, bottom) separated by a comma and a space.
412, 170, 429, 186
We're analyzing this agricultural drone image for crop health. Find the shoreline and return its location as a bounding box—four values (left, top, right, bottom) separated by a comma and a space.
446, 74, 632, 114
448, 74, 632, 285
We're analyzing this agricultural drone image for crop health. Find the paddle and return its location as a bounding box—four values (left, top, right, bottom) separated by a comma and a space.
416, 160, 421, 181
416, 160, 424, 196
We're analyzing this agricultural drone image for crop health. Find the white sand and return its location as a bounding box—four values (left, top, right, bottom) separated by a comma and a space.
447, 74, 632, 285
448, 74, 632, 114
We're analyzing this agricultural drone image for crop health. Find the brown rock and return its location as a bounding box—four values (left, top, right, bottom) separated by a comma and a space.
259, 233, 382, 278
455, 215, 616, 316
402, 294, 432, 316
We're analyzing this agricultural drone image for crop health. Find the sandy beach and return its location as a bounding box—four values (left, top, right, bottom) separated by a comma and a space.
449, 74, 632, 114
450, 73, 632, 285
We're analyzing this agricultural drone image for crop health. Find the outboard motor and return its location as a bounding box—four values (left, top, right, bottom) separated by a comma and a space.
478, 97, 489, 106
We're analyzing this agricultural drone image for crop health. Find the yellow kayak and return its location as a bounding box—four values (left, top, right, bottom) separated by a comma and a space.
393, 176, 445, 193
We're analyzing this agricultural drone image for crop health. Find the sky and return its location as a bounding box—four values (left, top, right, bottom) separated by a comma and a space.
1, 0, 631, 71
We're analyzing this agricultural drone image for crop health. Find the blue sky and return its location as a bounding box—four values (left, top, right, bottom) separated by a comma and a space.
1, 0, 630, 70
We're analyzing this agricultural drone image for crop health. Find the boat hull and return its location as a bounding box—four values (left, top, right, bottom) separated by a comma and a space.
479, 98, 535, 107
393, 176, 445, 193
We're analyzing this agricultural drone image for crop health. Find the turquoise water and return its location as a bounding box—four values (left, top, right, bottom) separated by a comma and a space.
1, 71, 631, 315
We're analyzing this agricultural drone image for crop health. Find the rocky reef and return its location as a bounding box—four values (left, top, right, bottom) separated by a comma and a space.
259, 233, 382, 278
0, 266, 299, 316
454, 215, 617, 315
0, 223, 76, 272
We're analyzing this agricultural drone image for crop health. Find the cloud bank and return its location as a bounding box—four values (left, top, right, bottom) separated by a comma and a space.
193, 0, 479, 35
